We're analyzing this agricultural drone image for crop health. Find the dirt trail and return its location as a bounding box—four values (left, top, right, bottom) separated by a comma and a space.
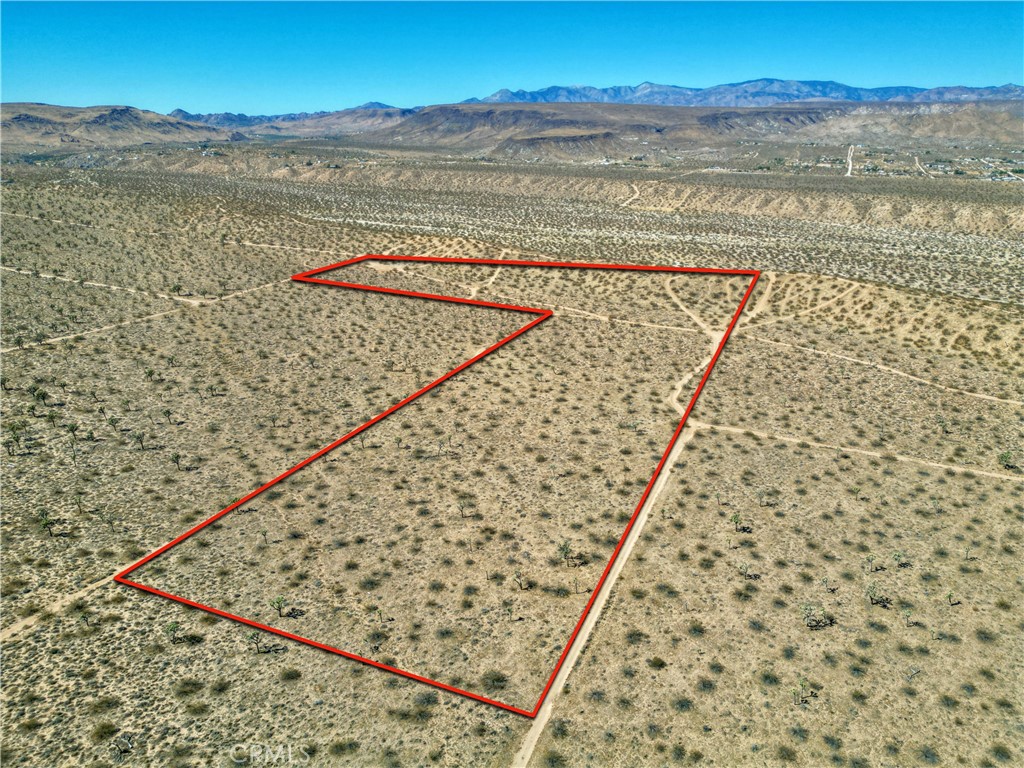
741, 333, 1024, 406
467, 266, 503, 299
845, 145, 855, 177
980, 160, 1023, 182
620, 183, 641, 207
512, 351, 713, 767
740, 271, 775, 323
512, 287, 727, 767
0, 307, 185, 354
688, 420, 1022, 482
0, 265, 204, 304
663, 275, 713, 335
740, 282, 858, 330
914, 157, 935, 178
0, 278, 291, 355
0, 573, 115, 643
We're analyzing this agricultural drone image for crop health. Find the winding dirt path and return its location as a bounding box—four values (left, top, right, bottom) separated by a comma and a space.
663, 275, 713, 335
467, 266, 503, 299
740, 282, 858, 330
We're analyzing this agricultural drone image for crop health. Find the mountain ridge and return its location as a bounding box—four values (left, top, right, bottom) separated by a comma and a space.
466, 78, 1024, 107
3, 97, 1020, 155
163, 79, 1024, 129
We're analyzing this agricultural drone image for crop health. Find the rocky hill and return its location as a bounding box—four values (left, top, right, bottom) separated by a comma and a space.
1, 103, 232, 148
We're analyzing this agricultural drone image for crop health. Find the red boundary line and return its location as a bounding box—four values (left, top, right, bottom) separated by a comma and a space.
115, 255, 760, 719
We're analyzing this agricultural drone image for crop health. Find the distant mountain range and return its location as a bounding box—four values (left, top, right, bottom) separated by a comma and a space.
465, 79, 1024, 107
169, 102, 400, 128
162, 79, 1022, 131
2, 78, 1020, 154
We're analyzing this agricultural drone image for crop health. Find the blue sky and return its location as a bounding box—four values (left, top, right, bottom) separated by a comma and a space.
2, 2, 1021, 114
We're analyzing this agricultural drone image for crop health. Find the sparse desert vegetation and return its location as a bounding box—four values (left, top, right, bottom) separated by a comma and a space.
2, 123, 1021, 767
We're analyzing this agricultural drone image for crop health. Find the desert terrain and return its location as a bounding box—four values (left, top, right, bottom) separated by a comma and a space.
1, 100, 1021, 767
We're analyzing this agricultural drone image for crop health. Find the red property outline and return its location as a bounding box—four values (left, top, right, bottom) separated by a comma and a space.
115, 255, 760, 718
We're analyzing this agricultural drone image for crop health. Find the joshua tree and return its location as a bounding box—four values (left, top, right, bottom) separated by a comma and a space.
66, 422, 79, 442
171, 452, 182, 470
144, 368, 156, 382
557, 540, 572, 566
131, 431, 146, 450
997, 450, 1019, 470
866, 582, 879, 603
33, 389, 49, 407
162, 409, 173, 424
7, 421, 27, 448
270, 596, 287, 617
38, 512, 56, 537
45, 411, 59, 428
73, 490, 86, 514
0, 376, 10, 391
164, 621, 182, 644
892, 551, 905, 568
247, 631, 265, 654
946, 591, 961, 606
94, 509, 118, 532
259, 529, 269, 546
801, 603, 832, 630
730, 512, 742, 531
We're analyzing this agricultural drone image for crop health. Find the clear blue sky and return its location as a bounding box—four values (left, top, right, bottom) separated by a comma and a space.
2, 2, 1021, 114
